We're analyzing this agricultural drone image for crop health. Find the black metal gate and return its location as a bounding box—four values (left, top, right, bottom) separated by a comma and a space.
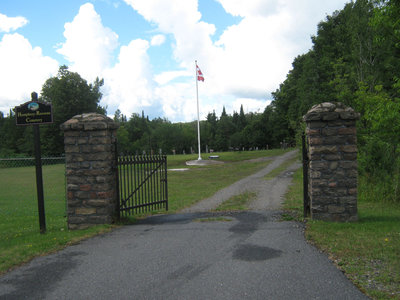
116, 154, 168, 217
302, 133, 310, 217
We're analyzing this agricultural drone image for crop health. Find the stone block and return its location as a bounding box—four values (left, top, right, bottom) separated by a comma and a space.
343, 153, 357, 160
345, 169, 358, 178
68, 215, 89, 224
86, 199, 109, 207
322, 112, 339, 121
88, 215, 113, 224
79, 184, 92, 191
75, 191, 90, 199
307, 121, 327, 129
303, 112, 321, 121
340, 145, 357, 153
306, 128, 320, 136
91, 144, 111, 152
64, 137, 77, 145
340, 110, 360, 120
329, 161, 338, 169
321, 128, 338, 136
77, 137, 88, 144
338, 127, 356, 135
65, 145, 80, 153
75, 207, 97, 215
328, 205, 345, 213
323, 154, 341, 161
323, 136, 345, 145
67, 184, 79, 190
89, 137, 112, 145
309, 145, 337, 154
310, 171, 322, 179
310, 161, 329, 170
348, 188, 357, 195
92, 161, 111, 169
309, 137, 323, 145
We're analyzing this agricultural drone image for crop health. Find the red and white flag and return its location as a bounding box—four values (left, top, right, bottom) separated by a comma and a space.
196, 64, 204, 82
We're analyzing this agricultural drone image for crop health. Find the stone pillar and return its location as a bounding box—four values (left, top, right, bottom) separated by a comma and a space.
303, 102, 360, 222
61, 113, 119, 230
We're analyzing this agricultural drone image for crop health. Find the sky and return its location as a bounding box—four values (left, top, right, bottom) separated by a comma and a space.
0, 0, 349, 122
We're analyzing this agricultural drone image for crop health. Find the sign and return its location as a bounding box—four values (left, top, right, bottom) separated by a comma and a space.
15, 93, 53, 126
15, 92, 49, 233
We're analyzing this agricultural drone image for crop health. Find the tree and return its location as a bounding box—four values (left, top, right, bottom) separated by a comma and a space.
40, 65, 106, 155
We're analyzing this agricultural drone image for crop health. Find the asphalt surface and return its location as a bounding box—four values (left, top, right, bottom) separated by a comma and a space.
0, 152, 369, 300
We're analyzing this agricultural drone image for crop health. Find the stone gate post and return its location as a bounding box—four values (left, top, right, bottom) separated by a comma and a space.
303, 102, 360, 222
61, 113, 119, 230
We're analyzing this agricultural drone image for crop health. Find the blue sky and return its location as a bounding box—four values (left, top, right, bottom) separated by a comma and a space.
0, 0, 348, 122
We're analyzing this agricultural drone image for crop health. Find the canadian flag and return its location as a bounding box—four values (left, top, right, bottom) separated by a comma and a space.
196, 64, 204, 82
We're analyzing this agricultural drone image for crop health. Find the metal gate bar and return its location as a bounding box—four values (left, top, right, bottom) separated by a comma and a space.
302, 133, 310, 217
117, 155, 168, 217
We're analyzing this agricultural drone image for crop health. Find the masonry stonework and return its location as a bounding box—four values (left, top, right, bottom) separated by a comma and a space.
303, 102, 360, 222
61, 113, 119, 230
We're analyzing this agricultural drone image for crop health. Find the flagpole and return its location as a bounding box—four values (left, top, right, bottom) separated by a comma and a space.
195, 60, 202, 160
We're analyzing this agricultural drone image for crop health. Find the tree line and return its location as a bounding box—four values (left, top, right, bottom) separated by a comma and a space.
113, 104, 289, 156
0, 65, 285, 157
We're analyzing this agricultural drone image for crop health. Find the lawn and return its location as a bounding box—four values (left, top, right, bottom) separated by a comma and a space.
0, 164, 114, 274
0, 149, 288, 274
284, 168, 400, 299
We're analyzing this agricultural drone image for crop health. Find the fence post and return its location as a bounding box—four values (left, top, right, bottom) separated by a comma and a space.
61, 113, 119, 230
302, 133, 310, 218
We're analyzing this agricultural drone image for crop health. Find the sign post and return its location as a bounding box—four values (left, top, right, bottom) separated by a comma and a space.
15, 92, 53, 234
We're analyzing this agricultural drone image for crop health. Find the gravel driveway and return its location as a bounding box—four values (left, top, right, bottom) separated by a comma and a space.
181, 150, 300, 212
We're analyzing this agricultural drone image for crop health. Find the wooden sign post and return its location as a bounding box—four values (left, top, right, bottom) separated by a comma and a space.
15, 92, 53, 234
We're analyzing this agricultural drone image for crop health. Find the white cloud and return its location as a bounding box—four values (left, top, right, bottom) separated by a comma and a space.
0, 33, 58, 113
121, 0, 348, 122
102, 39, 156, 115
124, 0, 219, 68
57, 3, 119, 82
154, 70, 190, 85
215, 0, 280, 18
0, 13, 28, 33
150, 34, 165, 46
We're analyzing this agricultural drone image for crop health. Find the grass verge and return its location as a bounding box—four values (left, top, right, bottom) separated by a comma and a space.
283, 167, 400, 299
264, 155, 300, 180
215, 191, 257, 211
0, 164, 114, 275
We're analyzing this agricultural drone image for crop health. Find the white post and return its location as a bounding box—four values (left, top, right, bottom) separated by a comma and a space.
195, 60, 202, 160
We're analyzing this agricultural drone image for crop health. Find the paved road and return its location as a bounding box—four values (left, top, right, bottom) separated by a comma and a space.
0, 152, 368, 300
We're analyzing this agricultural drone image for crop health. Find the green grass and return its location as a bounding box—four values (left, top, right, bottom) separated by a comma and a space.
0, 149, 289, 273
0, 164, 114, 274
166, 149, 290, 168
215, 191, 257, 211
264, 155, 300, 180
283, 168, 400, 299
